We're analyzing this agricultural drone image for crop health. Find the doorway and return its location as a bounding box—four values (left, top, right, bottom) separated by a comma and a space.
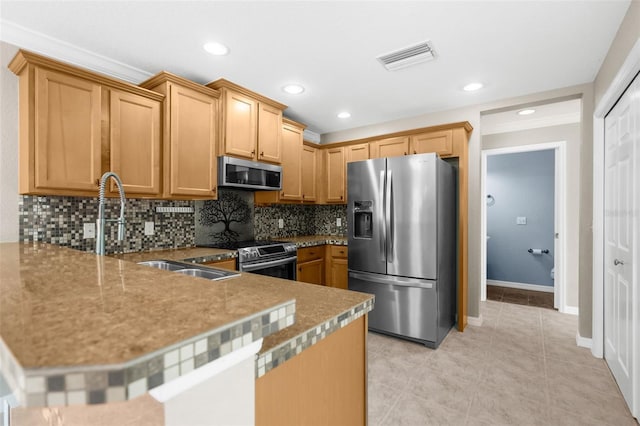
481, 142, 567, 312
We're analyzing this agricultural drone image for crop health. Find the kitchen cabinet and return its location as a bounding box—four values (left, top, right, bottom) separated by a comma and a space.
279, 120, 304, 201
325, 147, 346, 203
297, 246, 324, 285
256, 316, 367, 426
346, 143, 370, 163
301, 144, 318, 202
141, 72, 219, 199
326, 245, 348, 290
202, 258, 237, 271
369, 136, 409, 159
410, 129, 453, 157
207, 79, 285, 164
9, 50, 165, 197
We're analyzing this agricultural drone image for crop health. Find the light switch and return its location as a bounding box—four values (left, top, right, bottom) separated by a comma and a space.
83, 223, 95, 239
516, 216, 527, 225
144, 221, 155, 236
278, 219, 284, 229
336, 218, 342, 227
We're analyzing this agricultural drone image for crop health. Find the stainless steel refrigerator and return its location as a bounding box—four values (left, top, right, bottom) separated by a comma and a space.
347, 152, 456, 348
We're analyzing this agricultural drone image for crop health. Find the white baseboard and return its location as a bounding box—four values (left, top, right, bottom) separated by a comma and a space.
576, 331, 592, 349
487, 279, 554, 293
563, 306, 579, 316
467, 315, 483, 327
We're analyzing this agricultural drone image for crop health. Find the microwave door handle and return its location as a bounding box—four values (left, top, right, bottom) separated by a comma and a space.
386, 170, 393, 262
379, 170, 386, 262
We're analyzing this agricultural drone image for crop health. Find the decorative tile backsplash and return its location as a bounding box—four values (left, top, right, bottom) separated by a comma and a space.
18, 192, 348, 252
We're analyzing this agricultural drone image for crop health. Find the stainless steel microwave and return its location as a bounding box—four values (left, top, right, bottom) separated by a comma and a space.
218, 156, 282, 191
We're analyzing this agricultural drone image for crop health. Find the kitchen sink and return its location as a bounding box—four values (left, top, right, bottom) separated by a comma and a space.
138, 260, 240, 281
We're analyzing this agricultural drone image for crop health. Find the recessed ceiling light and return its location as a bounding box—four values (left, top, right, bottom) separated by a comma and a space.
518, 109, 536, 116
203, 42, 229, 56
282, 84, 305, 95
463, 82, 483, 92
337, 112, 351, 119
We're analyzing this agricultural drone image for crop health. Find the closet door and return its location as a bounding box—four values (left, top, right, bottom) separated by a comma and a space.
604, 72, 638, 415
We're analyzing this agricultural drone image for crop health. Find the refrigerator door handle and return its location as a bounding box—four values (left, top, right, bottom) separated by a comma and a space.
379, 169, 386, 262
386, 170, 394, 262
349, 271, 434, 289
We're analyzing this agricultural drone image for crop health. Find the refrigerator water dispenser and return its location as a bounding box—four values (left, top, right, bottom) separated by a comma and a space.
353, 201, 373, 239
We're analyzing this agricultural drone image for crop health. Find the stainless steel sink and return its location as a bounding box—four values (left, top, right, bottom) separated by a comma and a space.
138, 260, 240, 281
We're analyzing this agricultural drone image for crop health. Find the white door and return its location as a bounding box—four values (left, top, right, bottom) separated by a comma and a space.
604, 72, 638, 415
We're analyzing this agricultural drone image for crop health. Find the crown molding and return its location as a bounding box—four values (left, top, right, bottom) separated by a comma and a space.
207, 78, 287, 110
0, 19, 152, 83
481, 111, 581, 136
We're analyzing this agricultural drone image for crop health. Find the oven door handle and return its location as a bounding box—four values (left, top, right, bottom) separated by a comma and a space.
240, 256, 297, 272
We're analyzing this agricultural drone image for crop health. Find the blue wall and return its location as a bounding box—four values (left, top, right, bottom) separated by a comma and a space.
487, 150, 555, 286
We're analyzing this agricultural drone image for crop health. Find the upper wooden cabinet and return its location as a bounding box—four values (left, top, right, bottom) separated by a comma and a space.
279, 120, 304, 201
346, 143, 370, 163
207, 79, 285, 164
410, 129, 453, 157
369, 136, 409, 159
9, 50, 165, 197
140, 72, 219, 199
301, 144, 318, 202
325, 147, 346, 203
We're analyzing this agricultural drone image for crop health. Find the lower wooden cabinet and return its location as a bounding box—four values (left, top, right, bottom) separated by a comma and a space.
297, 246, 324, 285
255, 315, 367, 426
202, 258, 236, 271
326, 245, 348, 290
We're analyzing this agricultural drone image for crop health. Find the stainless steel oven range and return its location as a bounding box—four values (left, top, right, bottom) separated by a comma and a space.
199, 241, 297, 280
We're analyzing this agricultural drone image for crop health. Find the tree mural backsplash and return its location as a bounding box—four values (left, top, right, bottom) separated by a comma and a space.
195, 189, 254, 244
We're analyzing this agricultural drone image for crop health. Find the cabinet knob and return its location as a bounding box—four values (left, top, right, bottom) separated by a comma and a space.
298, 267, 302, 271
260, 151, 264, 156
404, 152, 407, 155
251, 149, 256, 156
281, 192, 284, 197
340, 195, 343, 200
413, 150, 417, 154
212, 187, 217, 193
95, 178, 100, 186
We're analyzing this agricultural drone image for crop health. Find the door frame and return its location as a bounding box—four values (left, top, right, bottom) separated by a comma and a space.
480, 142, 568, 312
592, 38, 640, 360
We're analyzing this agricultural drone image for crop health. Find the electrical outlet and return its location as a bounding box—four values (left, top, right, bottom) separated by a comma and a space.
278, 219, 284, 229
336, 218, 342, 227
516, 216, 527, 225
83, 223, 95, 239
144, 221, 155, 236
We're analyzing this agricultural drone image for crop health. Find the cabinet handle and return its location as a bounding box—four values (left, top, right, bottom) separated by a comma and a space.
212, 187, 217, 193
298, 267, 302, 271
340, 195, 343, 200
404, 152, 407, 155
260, 151, 264, 156
281, 192, 284, 197
339, 250, 344, 254
95, 178, 100, 186
251, 149, 256, 156
413, 150, 417, 154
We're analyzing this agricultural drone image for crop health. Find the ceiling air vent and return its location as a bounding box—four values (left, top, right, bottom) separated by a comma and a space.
377, 40, 436, 71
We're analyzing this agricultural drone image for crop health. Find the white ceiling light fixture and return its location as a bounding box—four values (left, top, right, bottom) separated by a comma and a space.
517, 109, 536, 116
463, 82, 483, 92
282, 84, 305, 95
337, 112, 351, 119
377, 40, 436, 71
203, 42, 230, 56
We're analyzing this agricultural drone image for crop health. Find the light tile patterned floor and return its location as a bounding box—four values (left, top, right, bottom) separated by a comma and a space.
368, 300, 638, 426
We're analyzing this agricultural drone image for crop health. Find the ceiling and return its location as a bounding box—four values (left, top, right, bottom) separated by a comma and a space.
481, 98, 582, 135
0, 1, 631, 136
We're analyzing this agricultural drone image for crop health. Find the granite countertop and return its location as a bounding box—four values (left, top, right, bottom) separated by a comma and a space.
277, 235, 348, 247
115, 246, 237, 264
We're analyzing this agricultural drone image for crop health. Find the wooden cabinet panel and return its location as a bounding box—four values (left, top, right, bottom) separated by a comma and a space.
346, 143, 369, 163
297, 246, 323, 263
301, 145, 317, 202
168, 84, 218, 198
280, 122, 303, 200
34, 68, 102, 192
109, 90, 161, 196
326, 147, 345, 203
202, 258, 236, 271
297, 258, 324, 285
369, 136, 409, 159
329, 245, 347, 258
223, 89, 258, 160
257, 103, 282, 164
256, 316, 367, 426
326, 245, 348, 290
410, 129, 453, 157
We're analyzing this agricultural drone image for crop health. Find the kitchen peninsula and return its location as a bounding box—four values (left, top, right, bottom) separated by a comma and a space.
0, 242, 372, 425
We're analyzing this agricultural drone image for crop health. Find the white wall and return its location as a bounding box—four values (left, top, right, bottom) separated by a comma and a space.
0, 42, 19, 242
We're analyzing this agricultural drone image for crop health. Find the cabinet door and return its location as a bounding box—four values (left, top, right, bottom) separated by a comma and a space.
280, 123, 303, 200
223, 89, 257, 160
34, 68, 102, 191
346, 143, 369, 163
257, 103, 282, 164
326, 147, 345, 203
301, 145, 317, 202
202, 258, 236, 270
410, 129, 453, 157
298, 258, 324, 285
329, 258, 348, 290
110, 90, 161, 195
370, 136, 409, 159
169, 84, 218, 197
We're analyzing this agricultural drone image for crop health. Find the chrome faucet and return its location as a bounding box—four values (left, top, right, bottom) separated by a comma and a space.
96, 172, 126, 255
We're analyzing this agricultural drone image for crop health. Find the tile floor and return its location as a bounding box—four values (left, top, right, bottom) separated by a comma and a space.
367, 300, 638, 425
487, 285, 555, 309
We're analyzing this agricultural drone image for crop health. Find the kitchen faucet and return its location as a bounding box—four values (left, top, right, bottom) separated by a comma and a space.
95, 172, 126, 255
